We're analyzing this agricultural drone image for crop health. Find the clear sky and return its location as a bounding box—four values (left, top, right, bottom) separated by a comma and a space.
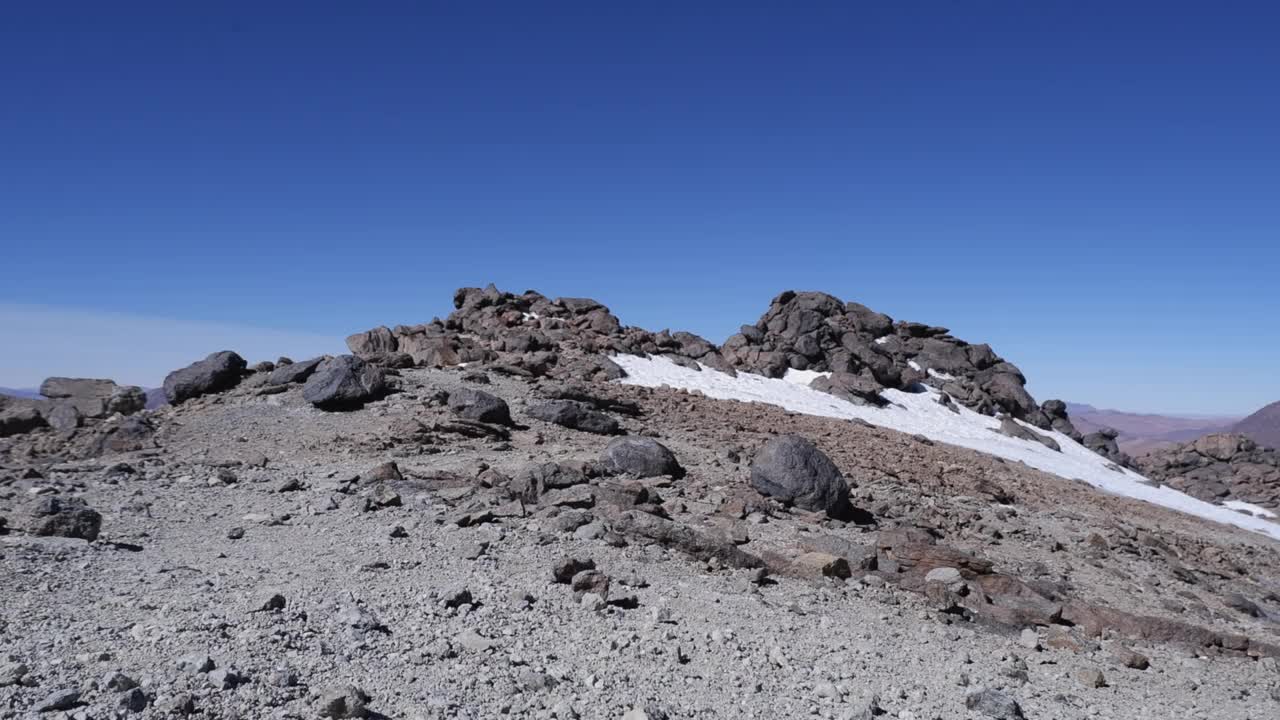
2, 2, 1277, 414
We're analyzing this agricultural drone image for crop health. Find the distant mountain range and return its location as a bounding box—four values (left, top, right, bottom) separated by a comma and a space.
1234, 401, 1280, 450
0, 387, 40, 399
1065, 402, 1241, 456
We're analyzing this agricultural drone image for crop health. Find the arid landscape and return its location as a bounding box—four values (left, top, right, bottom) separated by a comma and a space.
3, 286, 1278, 719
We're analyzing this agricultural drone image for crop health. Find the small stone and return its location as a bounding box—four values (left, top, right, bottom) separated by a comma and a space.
814, 681, 840, 699
457, 629, 496, 653
1075, 668, 1106, 688
1113, 647, 1149, 670
226, 527, 245, 540
463, 542, 489, 560
35, 689, 81, 712
1017, 628, 1041, 650
388, 525, 409, 538
163, 693, 196, 716
317, 685, 371, 718
551, 557, 595, 584
257, 592, 287, 611
794, 551, 851, 579
0, 662, 29, 687
119, 687, 149, 713
102, 671, 138, 691
176, 653, 215, 674
964, 687, 1023, 719
442, 587, 473, 609
271, 665, 299, 687
207, 667, 243, 689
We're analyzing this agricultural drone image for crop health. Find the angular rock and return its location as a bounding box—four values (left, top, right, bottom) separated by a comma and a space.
22, 496, 101, 541
267, 356, 325, 385
527, 400, 620, 435
447, 388, 512, 425
303, 355, 387, 411
163, 351, 247, 404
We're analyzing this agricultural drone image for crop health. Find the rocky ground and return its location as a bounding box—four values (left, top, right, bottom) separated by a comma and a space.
4, 358, 1280, 719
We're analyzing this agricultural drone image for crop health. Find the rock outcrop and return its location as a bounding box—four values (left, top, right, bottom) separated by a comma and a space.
719, 291, 1074, 431
1138, 433, 1280, 510
39, 377, 147, 418
344, 285, 1083, 440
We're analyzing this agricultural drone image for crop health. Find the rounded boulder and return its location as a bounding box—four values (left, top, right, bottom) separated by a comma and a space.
601, 437, 684, 478
749, 435, 851, 518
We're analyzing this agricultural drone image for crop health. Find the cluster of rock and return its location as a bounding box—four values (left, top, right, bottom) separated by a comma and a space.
345, 285, 733, 383
1138, 433, 1280, 510
345, 285, 1083, 439
720, 291, 1079, 435
0, 377, 147, 438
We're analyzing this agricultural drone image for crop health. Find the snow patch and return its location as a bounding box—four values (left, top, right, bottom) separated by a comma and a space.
908, 360, 922, 372
521, 312, 541, 321
610, 354, 1280, 541
781, 368, 829, 386
874, 336, 889, 345
1224, 500, 1278, 519
927, 368, 957, 381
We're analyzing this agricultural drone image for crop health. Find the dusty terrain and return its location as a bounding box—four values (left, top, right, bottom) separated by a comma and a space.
4, 361, 1280, 719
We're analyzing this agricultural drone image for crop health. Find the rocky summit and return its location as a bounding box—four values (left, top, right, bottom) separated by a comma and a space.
2, 285, 1279, 720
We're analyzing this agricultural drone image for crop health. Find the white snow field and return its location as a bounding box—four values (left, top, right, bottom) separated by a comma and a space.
610, 354, 1280, 541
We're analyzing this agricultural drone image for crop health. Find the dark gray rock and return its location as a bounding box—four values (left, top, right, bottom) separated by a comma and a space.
749, 435, 852, 518
163, 351, 247, 404
997, 417, 1061, 452
267, 356, 325, 386
448, 388, 512, 425
34, 688, 81, 713
601, 437, 684, 478
302, 355, 387, 411
964, 687, 1023, 719
22, 496, 101, 541
0, 405, 46, 437
527, 400, 620, 435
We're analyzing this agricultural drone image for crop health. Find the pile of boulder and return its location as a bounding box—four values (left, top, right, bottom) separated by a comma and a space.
1138, 433, 1280, 510
346, 285, 1082, 438
1, 377, 147, 437
720, 291, 1078, 432
345, 285, 732, 382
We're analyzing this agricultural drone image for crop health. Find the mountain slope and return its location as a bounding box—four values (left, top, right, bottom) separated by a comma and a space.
1066, 402, 1238, 455
1235, 400, 1280, 450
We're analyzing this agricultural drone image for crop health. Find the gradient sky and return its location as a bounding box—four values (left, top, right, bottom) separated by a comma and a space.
3, 2, 1277, 414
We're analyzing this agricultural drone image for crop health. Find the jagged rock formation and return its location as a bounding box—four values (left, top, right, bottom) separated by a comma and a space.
1139, 433, 1280, 510
720, 291, 1074, 433
346, 285, 1082, 437
346, 285, 732, 381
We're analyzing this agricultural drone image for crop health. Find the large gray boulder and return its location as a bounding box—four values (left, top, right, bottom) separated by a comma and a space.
39, 377, 146, 417
447, 388, 512, 425
749, 435, 852, 518
527, 400, 620, 435
267, 357, 325, 386
302, 355, 387, 411
163, 351, 247, 404
0, 405, 46, 437
21, 496, 102, 541
601, 437, 684, 478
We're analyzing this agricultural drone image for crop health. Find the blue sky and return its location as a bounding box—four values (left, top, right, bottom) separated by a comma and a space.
2, 2, 1277, 414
